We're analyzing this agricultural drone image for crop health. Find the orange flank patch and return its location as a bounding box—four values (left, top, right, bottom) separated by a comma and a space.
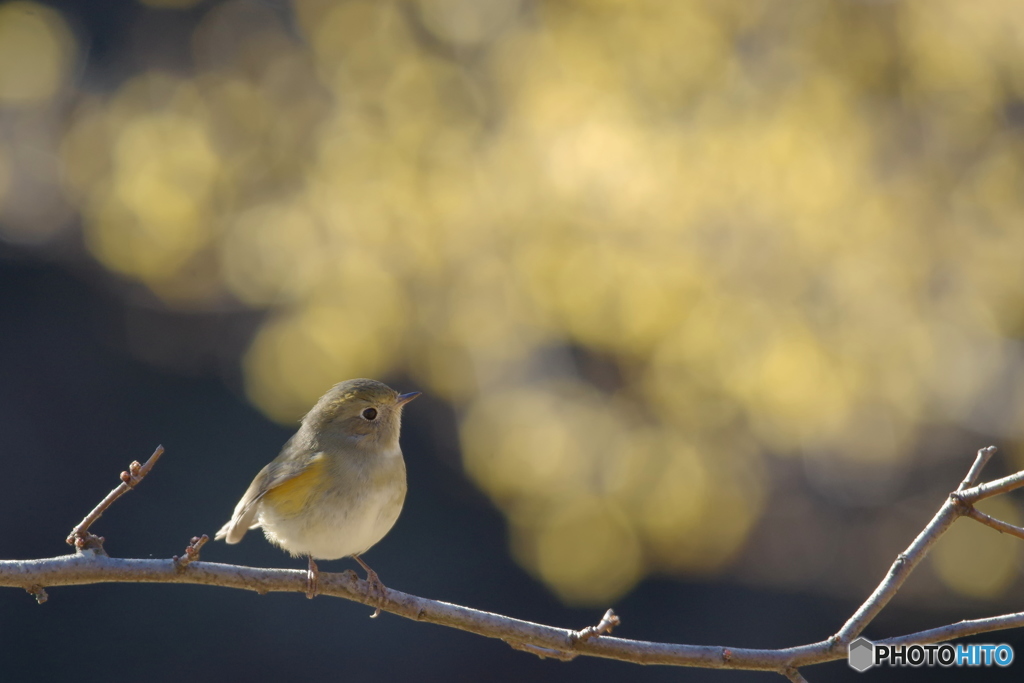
261, 455, 327, 518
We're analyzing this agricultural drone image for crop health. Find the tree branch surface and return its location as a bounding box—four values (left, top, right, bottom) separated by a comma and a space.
3, 446, 1024, 681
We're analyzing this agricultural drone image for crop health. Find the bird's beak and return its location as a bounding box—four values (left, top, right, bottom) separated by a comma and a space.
396, 391, 422, 406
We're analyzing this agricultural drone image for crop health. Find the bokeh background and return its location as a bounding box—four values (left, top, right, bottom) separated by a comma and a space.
2, 0, 1024, 681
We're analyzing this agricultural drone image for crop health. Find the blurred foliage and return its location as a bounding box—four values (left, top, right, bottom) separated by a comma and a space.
2, 0, 1024, 604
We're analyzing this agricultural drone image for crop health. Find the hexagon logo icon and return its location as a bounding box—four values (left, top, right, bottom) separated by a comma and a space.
848, 637, 875, 672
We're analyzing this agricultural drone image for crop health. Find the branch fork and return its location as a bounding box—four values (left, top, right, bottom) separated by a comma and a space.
829, 447, 1024, 652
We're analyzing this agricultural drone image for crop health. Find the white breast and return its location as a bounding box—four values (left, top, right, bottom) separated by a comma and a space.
257, 452, 407, 561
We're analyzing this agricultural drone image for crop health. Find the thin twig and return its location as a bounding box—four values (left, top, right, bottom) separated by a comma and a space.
65, 445, 165, 550
780, 667, 809, 683
173, 535, 209, 571
879, 611, 1024, 647
958, 469, 1024, 504
963, 508, 1024, 542
831, 496, 960, 644
957, 445, 998, 491
571, 609, 621, 642
830, 444, 1010, 645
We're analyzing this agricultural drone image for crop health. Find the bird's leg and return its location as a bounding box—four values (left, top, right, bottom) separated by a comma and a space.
353, 554, 386, 618
306, 555, 319, 599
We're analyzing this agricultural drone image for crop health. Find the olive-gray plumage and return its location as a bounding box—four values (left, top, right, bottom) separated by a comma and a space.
215, 379, 418, 563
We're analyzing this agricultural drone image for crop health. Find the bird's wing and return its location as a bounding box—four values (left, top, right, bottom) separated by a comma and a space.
214, 434, 318, 544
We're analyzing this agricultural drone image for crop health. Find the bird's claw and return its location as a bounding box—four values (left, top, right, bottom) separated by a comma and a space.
306, 556, 319, 599
364, 568, 386, 618
354, 555, 386, 618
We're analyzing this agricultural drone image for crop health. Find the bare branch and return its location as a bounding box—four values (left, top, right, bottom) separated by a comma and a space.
957, 445, 998, 491
963, 508, 1024, 541
3, 444, 1023, 677
958, 469, 1024, 504
828, 444, 1018, 645
0, 551, 835, 670
66, 445, 165, 550
831, 497, 960, 644
879, 612, 1024, 647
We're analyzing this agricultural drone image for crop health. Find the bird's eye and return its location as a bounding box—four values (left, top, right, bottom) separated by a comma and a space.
362, 407, 378, 421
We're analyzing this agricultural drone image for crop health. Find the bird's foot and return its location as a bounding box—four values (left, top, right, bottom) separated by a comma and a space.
354, 555, 386, 618
306, 556, 319, 599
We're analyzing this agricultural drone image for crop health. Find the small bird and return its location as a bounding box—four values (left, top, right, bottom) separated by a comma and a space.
216, 378, 419, 614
